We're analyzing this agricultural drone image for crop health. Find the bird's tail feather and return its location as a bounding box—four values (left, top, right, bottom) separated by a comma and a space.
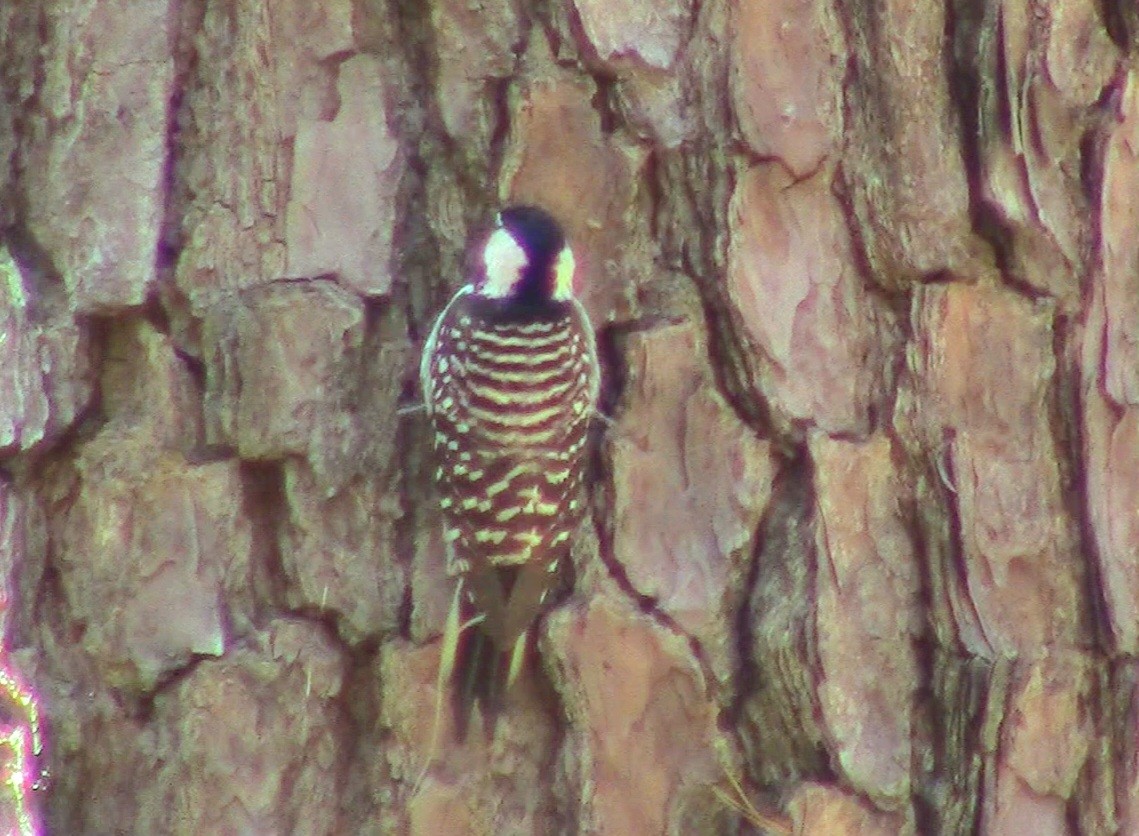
453, 626, 528, 741
455, 626, 501, 741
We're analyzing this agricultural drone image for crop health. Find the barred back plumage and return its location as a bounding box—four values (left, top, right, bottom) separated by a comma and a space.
421, 280, 599, 733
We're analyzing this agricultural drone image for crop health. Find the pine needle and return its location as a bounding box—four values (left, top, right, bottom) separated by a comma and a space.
410, 581, 483, 798
711, 764, 792, 834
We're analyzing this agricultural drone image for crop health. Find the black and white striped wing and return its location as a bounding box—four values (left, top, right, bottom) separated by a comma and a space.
421, 288, 598, 642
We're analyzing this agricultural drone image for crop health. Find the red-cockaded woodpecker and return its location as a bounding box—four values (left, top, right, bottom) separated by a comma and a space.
420, 205, 599, 733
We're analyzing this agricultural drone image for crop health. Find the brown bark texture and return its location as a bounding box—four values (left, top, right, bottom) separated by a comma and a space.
0, 0, 1136, 834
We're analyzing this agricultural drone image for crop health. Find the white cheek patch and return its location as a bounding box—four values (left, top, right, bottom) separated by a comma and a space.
481, 228, 528, 298
552, 246, 575, 301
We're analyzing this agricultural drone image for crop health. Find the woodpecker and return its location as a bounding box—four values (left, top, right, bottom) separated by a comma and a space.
420, 205, 599, 734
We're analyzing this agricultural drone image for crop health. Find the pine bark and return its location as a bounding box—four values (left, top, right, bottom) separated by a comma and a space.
0, 0, 1136, 833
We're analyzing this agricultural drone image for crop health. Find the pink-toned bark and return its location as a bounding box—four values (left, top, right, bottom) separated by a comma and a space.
0, 0, 1133, 832
728, 163, 894, 436
608, 321, 775, 684
730, 0, 843, 177
20, 0, 176, 312
812, 433, 919, 807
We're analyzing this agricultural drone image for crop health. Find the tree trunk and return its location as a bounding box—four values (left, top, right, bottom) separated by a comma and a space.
0, 0, 1136, 833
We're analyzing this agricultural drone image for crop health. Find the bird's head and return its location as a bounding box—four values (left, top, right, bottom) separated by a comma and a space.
476, 205, 576, 306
